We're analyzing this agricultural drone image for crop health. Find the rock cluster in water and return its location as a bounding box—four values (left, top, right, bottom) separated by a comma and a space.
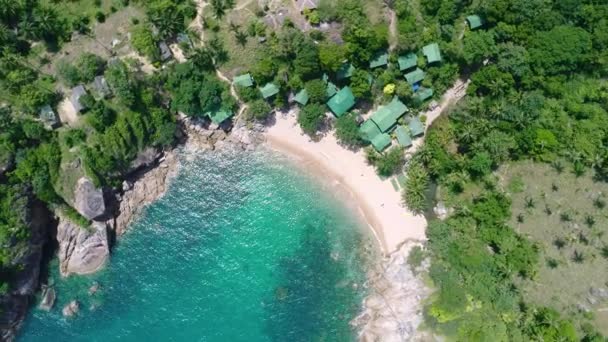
352, 241, 432, 342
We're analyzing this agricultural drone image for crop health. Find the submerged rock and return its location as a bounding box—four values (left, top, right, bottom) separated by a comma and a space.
62, 300, 80, 317
74, 177, 106, 220
57, 218, 109, 276
38, 287, 56, 311
89, 282, 100, 296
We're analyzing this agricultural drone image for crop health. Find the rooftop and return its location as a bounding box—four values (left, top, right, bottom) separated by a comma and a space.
207, 109, 233, 124
466, 15, 483, 30
394, 125, 412, 147
398, 52, 417, 71
409, 117, 424, 137
370, 97, 408, 132
260, 83, 280, 99
93, 76, 111, 99
359, 119, 381, 142
159, 41, 172, 61
404, 68, 425, 85
326, 81, 338, 98
369, 51, 389, 69
294, 89, 309, 105
336, 63, 355, 80
422, 43, 442, 64
371, 133, 392, 152
327, 86, 355, 117
234, 73, 254, 88
70, 85, 87, 113
39, 105, 59, 129
413, 87, 434, 103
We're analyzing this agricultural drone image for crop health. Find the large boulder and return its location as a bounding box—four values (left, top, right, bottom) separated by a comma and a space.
57, 218, 109, 276
74, 177, 106, 220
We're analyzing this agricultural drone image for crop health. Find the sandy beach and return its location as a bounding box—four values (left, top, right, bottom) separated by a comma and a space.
264, 112, 427, 255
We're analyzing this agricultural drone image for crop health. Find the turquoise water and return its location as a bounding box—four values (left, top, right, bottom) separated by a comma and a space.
20, 148, 375, 341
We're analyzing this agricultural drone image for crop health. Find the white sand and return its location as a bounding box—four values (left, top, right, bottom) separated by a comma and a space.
264, 112, 427, 255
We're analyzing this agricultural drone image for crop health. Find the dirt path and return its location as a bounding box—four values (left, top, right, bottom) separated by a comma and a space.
57, 98, 80, 127
388, 8, 398, 51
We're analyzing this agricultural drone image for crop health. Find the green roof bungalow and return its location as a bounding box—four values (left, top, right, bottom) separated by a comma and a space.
326, 81, 338, 98
336, 63, 355, 80
409, 117, 425, 137
327, 86, 356, 117
260, 83, 280, 99
466, 15, 483, 30
413, 87, 434, 103
404, 68, 425, 85
208, 110, 233, 125
398, 52, 417, 71
370, 97, 409, 132
233, 73, 254, 88
371, 133, 392, 152
422, 43, 442, 64
394, 125, 412, 147
369, 51, 389, 69
359, 119, 381, 142
294, 89, 309, 105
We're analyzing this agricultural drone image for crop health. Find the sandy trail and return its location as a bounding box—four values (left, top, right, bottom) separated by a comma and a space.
57, 98, 79, 127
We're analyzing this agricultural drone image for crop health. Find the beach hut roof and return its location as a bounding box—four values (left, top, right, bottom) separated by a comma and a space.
422, 43, 442, 64
398, 52, 417, 71
369, 51, 389, 69
294, 89, 309, 105
371, 133, 392, 152
159, 41, 172, 61
260, 82, 280, 99
409, 117, 425, 137
359, 119, 381, 142
93, 75, 111, 99
177, 32, 192, 45
466, 15, 483, 30
404, 68, 425, 85
414, 87, 434, 103
327, 86, 356, 117
70, 85, 87, 113
326, 81, 338, 98
39, 105, 59, 129
336, 63, 355, 80
233, 73, 254, 88
207, 109, 233, 124
394, 125, 412, 147
370, 97, 408, 132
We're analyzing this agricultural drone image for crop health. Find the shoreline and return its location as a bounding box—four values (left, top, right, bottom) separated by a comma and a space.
264, 111, 427, 255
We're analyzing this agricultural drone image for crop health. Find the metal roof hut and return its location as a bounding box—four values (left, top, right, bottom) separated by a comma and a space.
93, 75, 111, 99
404, 68, 426, 85
326, 81, 338, 98
294, 89, 309, 105
336, 63, 355, 80
159, 41, 172, 61
398, 52, 417, 71
371, 133, 392, 152
260, 83, 280, 99
409, 117, 425, 137
296, 0, 318, 12
176, 33, 193, 48
39, 105, 59, 129
359, 119, 381, 142
466, 15, 483, 30
233, 73, 255, 88
369, 51, 389, 69
422, 43, 442, 64
70, 85, 88, 113
369, 97, 409, 132
413, 87, 434, 103
327, 86, 356, 117
207, 110, 233, 125
394, 125, 412, 147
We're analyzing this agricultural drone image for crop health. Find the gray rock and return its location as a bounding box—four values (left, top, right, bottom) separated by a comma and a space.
74, 177, 106, 220
38, 287, 56, 311
57, 218, 109, 276
433, 202, 450, 220
88, 282, 100, 296
62, 300, 79, 317
122, 180, 133, 192
127, 148, 162, 174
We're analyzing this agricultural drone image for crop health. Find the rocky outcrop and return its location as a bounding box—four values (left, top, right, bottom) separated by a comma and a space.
56, 218, 109, 276
352, 242, 432, 342
74, 177, 106, 220
38, 286, 56, 311
62, 300, 79, 317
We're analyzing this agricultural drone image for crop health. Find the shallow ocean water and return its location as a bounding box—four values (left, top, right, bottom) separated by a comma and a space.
20, 148, 374, 342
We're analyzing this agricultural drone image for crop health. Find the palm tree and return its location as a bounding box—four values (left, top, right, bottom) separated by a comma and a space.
572, 250, 584, 263
210, 0, 227, 19
584, 215, 595, 228
593, 197, 605, 209
551, 182, 558, 192
553, 237, 566, 250
544, 205, 552, 216
228, 22, 240, 32
234, 30, 248, 47
551, 160, 564, 174
600, 246, 608, 259
517, 213, 524, 223
559, 212, 572, 222
546, 258, 559, 269
524, 196, 535, 209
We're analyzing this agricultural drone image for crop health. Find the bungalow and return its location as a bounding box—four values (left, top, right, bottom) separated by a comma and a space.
404, 68, 425, 86
159, 41, 172, 61
422, 43, 442, 64
408, 117, 425, 137
39, 105, 59, 129
207, 110, 233, 125
260, 82, 280, 99
294, 89, 309, 105
359, 119, 381, 142
466, 15, 483, 30
398, 52, 417, 71
413, 87, 434, 103
369, 51, 388, 69
370, 97, 409, 132
326, 81, 338, 98
93, 75, 111, 99
233, 73, 254, 88
394, 125, 412, 147
336, 63, 355, 80
70, 85, 88, 113
371, 133, 392, 152
327, 86, 355, 117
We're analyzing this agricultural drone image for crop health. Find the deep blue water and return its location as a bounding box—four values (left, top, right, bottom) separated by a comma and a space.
20, 148, 374, 341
